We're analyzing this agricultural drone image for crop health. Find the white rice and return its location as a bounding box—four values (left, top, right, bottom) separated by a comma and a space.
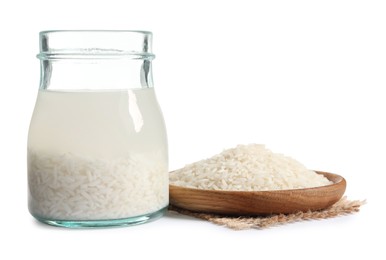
169, 144, 332, 191
28, 149, 168, 220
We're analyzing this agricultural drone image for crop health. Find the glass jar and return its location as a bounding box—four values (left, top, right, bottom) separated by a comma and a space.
27, 30, 168, 228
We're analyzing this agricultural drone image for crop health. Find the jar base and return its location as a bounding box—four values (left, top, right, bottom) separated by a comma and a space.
33, 207, 167, 228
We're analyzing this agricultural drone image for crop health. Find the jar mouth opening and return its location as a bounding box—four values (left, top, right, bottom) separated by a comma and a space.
40, 30, 153, 35
38, 30, 155, 60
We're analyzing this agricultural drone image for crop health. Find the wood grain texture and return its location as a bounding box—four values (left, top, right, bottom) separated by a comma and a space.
169, 171, 346, 215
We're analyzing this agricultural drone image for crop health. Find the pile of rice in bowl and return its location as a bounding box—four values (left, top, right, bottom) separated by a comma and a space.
169, 144, 332, 191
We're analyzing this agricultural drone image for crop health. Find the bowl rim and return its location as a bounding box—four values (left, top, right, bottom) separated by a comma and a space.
169, 171, 345, 194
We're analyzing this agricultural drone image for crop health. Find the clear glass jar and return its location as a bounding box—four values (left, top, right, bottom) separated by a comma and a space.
27, 30, 168, 228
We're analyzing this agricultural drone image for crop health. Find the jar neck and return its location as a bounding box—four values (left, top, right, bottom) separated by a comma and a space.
40, 58, 153, 90
37, 30, 155, 91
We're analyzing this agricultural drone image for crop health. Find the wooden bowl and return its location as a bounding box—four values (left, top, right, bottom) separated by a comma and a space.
169, 171, 346, 215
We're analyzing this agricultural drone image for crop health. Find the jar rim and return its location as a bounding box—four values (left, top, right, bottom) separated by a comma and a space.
39, 30, 153, 34
37, 30, 155, 60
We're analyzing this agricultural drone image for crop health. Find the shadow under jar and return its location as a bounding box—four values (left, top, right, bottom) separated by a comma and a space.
27, 30, 168, 228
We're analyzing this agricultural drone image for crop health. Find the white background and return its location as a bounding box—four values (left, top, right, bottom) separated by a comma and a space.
0, 0, 384, 259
